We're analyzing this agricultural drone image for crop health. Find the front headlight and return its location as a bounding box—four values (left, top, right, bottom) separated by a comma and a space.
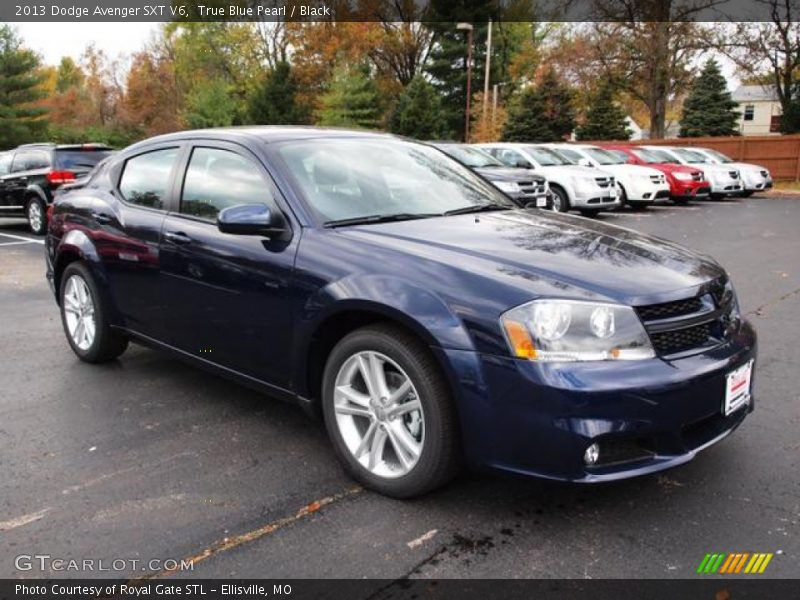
493, 181, 519, 193
673, 172, 692, 181
501, 299, 655, 362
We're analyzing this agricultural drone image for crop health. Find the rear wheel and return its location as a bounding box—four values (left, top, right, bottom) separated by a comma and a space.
26, 197, 47, 235
59, 262, 128, 363
550, 185, 570, 213
322, 324, 460, 498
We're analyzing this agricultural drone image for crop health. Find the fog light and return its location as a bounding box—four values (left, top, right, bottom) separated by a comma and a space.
584, 443, 600, 466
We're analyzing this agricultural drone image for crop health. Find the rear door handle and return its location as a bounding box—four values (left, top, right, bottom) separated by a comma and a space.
91, 211, 113, 224
164, 231, 192, 245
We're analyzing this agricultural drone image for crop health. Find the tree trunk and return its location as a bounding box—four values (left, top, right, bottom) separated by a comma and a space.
647, 21, 670, 139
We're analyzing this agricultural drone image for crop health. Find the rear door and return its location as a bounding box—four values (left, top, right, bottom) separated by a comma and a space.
158, 141, 299, 388
0, 152, 14, 208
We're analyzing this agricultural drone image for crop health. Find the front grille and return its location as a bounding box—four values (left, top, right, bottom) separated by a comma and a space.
650, 323, 712, 354
650, 174, 666, 184
729, 170, 739, 179
635, 281, 737, 356
593, 437, 655, 468
691, 172, 704, 181
637, 296, 703, 320
518, 182, 547, 196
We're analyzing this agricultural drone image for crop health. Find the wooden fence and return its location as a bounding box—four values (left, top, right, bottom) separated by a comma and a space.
624, 135, 800, 181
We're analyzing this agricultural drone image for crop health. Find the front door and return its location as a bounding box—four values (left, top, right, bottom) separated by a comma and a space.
158, 143, 298, 389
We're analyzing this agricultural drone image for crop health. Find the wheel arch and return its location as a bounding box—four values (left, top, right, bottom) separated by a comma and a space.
53, 230, 105, 304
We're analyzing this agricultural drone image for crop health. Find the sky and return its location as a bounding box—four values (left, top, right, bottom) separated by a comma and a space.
15, 22, 157, 65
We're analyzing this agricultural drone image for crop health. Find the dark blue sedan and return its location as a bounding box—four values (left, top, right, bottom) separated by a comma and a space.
45, 127, 756, 498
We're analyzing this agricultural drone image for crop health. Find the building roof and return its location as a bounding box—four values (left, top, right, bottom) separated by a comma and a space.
732, 84, 779, 103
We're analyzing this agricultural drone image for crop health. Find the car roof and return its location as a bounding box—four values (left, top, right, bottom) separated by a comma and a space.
15, 143, 113, 151
127, 126, 399, 152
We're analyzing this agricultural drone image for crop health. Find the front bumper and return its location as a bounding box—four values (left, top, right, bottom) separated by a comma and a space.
672, 182, 711, 199
624, 179, 671, 203
440, 319, 756, 482
709, 178, 744, 195
742, 171, 773, 192
572, 186, 621, 210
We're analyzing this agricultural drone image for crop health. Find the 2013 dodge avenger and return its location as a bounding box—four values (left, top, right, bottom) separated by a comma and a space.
45, 128, 756, 498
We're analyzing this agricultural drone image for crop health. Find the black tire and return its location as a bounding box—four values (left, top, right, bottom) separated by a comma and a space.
627, 201, 649, 211
26, 197, 47, 235
59, 262, 128, 363
741, 190, 755, 197
322, 324, 461, 498
550, 185, 570, 213
579, 209, 602, 218
672, 197, 690, 205
710, 193, 723, 200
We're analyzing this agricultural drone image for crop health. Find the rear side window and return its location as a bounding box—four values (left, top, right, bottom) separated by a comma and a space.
56, 149, 112, 171
180, 147, 272, 220
0, 153, 11, 175
119, 148, 179, 210
12, 150, 50, 172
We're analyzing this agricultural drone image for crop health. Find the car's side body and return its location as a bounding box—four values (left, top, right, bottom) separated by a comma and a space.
46, 127, 757, 488
474, 143, 622, 213
599, 144, 711, 202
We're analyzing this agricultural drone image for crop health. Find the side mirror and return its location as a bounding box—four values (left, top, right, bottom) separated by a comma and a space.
217, 203, 285, 237
515, 159, 533, 169
578, 158, 593, 167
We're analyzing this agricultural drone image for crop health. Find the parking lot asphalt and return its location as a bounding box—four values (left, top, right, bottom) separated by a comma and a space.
1, 197, 798, 583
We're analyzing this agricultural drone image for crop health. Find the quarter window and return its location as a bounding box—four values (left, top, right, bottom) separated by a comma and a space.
12, 150, 50, 172
119, 148, 179, 210
180, 148, 272, 220
743, 105, 755, 121
0, 153, 11, 175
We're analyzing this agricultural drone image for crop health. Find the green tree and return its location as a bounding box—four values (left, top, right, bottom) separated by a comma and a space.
247, 61, 304, 125
0, 25, 47, 148
316, 64, 382, 129
679, 59, 739, 137
502, 69, 575, 142
182, 78, 238, 129
575, 81, 632, 141
55, 56, 84, 92
389, 75, 446, 139
781, 84, 800, 134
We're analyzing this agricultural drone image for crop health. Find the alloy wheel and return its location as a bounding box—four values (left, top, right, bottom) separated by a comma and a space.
63, 275, 96, 351
28, 201, 43, 232
333, 351, 424, 479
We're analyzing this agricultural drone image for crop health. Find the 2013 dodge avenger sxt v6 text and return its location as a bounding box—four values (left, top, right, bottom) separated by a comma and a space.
45, 127, 757, 498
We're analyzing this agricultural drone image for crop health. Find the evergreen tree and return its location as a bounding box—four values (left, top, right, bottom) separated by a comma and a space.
780, 82, 800, 134
389, 75, 446, 140
575, 81, 632, 141
0, 25, 47, 148
679, 59, 739, 137
182, 79, 238, 129
502, 69, 575, 142
247, 61, 305, 125
55, 57, 84, 92
315, 64, 382, 129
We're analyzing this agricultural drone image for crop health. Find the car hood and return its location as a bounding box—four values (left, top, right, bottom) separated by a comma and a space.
340, 209, 725, 306
689, 163, 739, 176
474, 166, 545, 182
537, 164, 615, 180
727, 162, 768, 174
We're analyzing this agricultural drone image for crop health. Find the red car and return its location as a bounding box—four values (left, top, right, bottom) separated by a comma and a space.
600, 144, 711, 204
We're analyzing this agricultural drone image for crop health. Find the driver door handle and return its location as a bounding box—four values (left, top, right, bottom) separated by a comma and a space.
164, 231, 192, 245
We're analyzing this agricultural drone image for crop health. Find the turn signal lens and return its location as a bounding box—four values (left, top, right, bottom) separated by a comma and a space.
502, 319, 536, 359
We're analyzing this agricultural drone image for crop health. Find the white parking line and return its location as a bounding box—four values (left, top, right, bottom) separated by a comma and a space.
0, 240, 40, 247
0, 232, 44, 245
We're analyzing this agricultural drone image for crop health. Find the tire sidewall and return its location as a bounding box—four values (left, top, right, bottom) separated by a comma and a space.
551, 186, 569, 212
26, 197, 46, 235
321, 328, 450, 497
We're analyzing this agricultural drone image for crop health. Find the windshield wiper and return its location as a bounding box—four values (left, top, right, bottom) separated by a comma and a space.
324, 212, 440, 228
444, 204, 509, 216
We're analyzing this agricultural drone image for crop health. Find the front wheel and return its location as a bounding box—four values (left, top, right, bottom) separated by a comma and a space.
322, 324, 461, 498
59, 262, 128, 363
550, 186, 570, 213
26, 197, 47, 235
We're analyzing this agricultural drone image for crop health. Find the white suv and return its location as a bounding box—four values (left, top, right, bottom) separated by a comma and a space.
545, 144, 671, 209
690, 148, 772, 197
476, 143, 621, 215
643, 146, 743, 198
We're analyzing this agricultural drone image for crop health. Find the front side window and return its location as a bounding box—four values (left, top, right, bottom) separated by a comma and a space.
554, 147, 585, 164
277, 138, 513, 224
523, 146, 572, 166
632, 148, 678, 164
702, 149, 733, 163
119, 148, 179, 210
673, 148, 711, 164
181, 148, 272, 220
585, 147, 625, 165
491, 148, 527, 167
439, 145, 504, 168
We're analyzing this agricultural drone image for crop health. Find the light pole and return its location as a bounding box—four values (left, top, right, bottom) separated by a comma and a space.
482, 19, 492, 129
456, 22, 474, 143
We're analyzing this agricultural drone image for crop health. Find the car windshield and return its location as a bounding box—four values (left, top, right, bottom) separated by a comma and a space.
276, 138, 515, 224
56, 149, 113, 170
672, 148, 712, 164
585, 147, 625, 165
437, 145, 504, 168
552, 147, 586, 164
702, 148, 734, 163
523, 146, 573, 166
631, 148, 678, 164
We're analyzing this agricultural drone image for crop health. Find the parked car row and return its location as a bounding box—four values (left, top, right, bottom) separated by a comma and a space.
0, 143, 113, 234
433, 141, 773, 217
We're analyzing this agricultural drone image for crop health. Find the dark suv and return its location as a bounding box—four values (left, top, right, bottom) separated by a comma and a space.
0, 143, 113, 234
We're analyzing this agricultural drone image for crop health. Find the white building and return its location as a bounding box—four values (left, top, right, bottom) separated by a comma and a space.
732, 85, 782, 136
